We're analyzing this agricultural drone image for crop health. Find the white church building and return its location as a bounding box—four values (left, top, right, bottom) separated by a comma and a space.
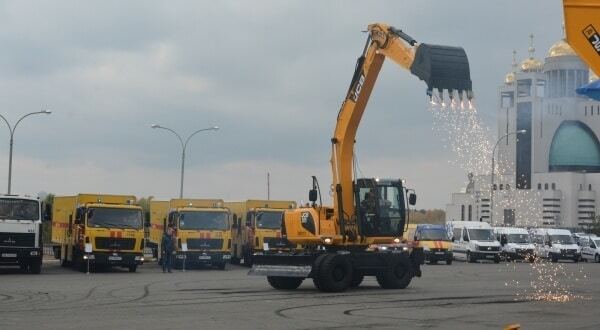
446, 35, 600, 229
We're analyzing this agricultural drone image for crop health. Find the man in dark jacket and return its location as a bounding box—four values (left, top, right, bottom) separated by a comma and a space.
161, 226, 175, 273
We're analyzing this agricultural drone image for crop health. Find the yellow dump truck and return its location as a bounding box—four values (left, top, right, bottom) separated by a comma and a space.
150, 199, 231, 269
226, 200, 296, 266
51, 194, 145, 272
405, 224, 453, 265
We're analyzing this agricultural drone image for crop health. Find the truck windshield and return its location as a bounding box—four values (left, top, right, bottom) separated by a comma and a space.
0, 199, 39, 220
418, 229, 449, 241
179, 211, 229, 230
256, 211, 283, 229
87, 208, 142, 229
507, 234, 530, 244
549, 235, 574, 244
468, 229, 495, 241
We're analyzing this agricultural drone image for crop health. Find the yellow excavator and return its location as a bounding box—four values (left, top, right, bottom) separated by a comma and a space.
250, 23, 473, 292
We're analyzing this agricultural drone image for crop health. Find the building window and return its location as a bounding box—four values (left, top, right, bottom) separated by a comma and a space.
468, 205, 472, 221
538, 183, 542, 190
589, 184, 592, 191
506, 184, 510, 190
551, 183, 556, 190
461, 205, 465, 221
499, 184, 504, 190
493, 184, 497, 190
580, 184, 583, 190
544, 183, 548, 190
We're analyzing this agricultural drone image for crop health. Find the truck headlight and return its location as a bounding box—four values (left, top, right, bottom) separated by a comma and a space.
30, 251, 39, 256
135, 256, 144, 261
323, 237, 333, 244
393, 238, 401, 244
423, 246, 430, 251
223, 255, 231, 259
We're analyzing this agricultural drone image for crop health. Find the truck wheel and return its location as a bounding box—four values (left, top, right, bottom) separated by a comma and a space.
19, 263, 29, 271
376, 255, 412, 289
29, 261, 41, 274
350, 274, 364, 288
550, 254, 558, 263
573, 257, 579, 263
316, 253, 353, 292
467, 252, 476, 263
128, 265, 137, 273
267, 276, 303, 290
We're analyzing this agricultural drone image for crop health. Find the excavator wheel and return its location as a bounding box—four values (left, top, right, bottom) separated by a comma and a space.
376, 255, 412, 289
267, 276, 304, 290
311, 254, 329, 291
316, 253, 353, 292
350, 274, 364, 288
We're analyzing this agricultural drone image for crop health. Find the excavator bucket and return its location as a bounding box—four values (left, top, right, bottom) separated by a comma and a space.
410, 43, 472, 99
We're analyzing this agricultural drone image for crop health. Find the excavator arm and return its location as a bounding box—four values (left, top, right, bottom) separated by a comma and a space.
330, 23, 472, 239
563, 0, 600, 76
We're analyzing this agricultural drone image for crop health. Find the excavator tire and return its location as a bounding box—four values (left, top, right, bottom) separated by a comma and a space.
316, 253, 353, 292
376, 255, 412, 289
267, 276, 304, 290
311, 254, 329, 291
350, 274, 364, 288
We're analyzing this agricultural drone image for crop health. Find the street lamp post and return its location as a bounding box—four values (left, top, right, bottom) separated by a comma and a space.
490, 129, 526, 225
0, 110, 52, 194
151, 124, 219, 198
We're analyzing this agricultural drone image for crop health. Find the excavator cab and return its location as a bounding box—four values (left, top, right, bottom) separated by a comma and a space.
355, 178, 408, 237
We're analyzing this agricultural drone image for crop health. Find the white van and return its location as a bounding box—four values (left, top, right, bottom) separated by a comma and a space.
493, 227, 535, 262
447, 221, 501, 263
530, 228, 580, 262
579, 235, 600, 262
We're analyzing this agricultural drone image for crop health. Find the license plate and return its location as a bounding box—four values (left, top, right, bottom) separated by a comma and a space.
108, 256, 122, 261
486, 255, 495, 259
199, 256, 211, 260
1, 253, 17, 258
435, 252, 445, 255
565, 254, 573, 257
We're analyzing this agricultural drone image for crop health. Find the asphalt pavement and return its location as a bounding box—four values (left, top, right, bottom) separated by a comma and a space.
0, 259, 598, 329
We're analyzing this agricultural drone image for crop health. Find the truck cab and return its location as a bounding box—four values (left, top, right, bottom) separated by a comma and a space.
493, 227, 535, 262
580, 236, 600, 262
0, 195, 44, 274
228, 200, 296, 266
531, 228, 580, 262
448, 221, 501, 263
406, 224, 453, 265
151, 199, 232, 270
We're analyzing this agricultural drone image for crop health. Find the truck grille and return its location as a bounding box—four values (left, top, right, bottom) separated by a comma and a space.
480, 246, 500, 252
186, 238, 223, 250
95, 237, 136, 250
0, 233, 35, 248
263, 237, 293, 249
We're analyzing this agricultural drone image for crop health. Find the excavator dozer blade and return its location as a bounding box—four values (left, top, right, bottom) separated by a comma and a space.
248, 253, 314, 278
410, 43, 472, 97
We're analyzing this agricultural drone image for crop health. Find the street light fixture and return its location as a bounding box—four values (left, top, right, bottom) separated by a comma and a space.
151, 124, 219, 198
490, 129, 526, 225
0, 110, 52, 194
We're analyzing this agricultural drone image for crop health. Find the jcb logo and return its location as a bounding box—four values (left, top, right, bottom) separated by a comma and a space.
351, 74, 365, 102
583, 25, 600, 55
300, 212, 310, 224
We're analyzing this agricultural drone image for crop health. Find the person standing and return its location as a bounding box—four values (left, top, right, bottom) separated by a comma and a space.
161, 226, 175, 273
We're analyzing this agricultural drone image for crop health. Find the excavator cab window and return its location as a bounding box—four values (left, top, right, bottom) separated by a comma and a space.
355, 178, 406, 237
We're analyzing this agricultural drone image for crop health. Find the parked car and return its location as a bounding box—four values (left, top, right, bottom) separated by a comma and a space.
581, 236, 600, 263
531, 228, 580, 262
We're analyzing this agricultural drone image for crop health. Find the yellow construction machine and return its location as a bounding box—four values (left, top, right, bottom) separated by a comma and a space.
250, 23, 473, 292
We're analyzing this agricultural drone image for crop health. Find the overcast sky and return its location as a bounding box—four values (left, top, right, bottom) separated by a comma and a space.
0, 0, 564, 208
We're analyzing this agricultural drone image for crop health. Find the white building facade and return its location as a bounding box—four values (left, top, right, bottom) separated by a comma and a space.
447, 36, 600, 229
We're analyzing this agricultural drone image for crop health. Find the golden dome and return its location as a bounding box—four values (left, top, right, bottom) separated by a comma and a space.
520, 57, 543, 72
505, 72, 515, 84
591, 69, 599, 83
547, 39, 576, 57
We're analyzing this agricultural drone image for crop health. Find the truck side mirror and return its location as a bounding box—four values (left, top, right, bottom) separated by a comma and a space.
500, 235, 507, 246
43, 204, 52, 222
231, 215, 238, 229
74, 218, 81, 225
451, 237, 455, 242
144, 220, 150, 228
309, 189, 318, 203
408, 193, 417, 206
547, 241, 552, 247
